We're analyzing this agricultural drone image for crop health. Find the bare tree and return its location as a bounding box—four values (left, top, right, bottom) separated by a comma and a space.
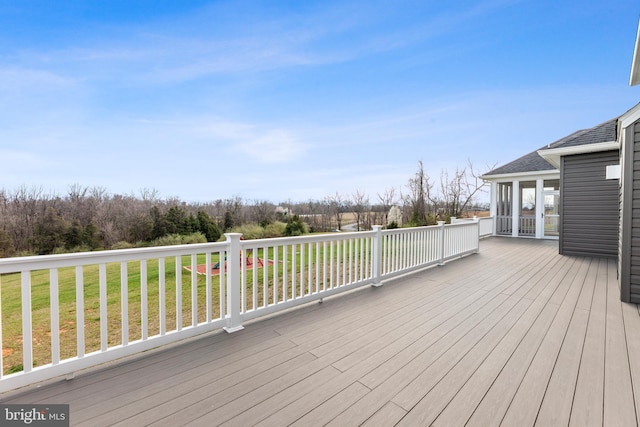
458, 160, 495, 215
251, 200, 275, 226
435, 169, 461, 218
65, 183, 96, 226
434, 160, 494, 218
0, 156, 496, 255
406, 161, 433, 225
291, 199, 327, 232
222, 195, 245, 228
326, 192, 349, 231
377, 187, 397, 227
139, 187, 160, 203
351, 190, 370, 231
8, 185, 48, 252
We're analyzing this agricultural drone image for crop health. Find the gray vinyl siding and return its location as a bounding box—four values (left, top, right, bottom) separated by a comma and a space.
621, 120, 640, 303
560, 150, 620, 258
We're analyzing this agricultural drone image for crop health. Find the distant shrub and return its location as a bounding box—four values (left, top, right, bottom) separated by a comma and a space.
263, 222, 287, 238
150, 232, 207, 247
53, 245, 92, 254
285, 215, 308, 236
111, 241, 136, 250
182, 232, 207, 244
14, 250, 35, 257
229, 224, 265, 240
387, 221, 399, 229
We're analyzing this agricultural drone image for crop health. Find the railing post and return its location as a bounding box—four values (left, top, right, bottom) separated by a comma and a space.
223, 233, 244, 333
21, 272, 33, 373
371, 225, 383, 287
473, 216, 480, 253
437, 221, 446, 266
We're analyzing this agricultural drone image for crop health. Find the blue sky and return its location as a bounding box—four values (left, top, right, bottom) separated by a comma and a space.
1, 0, 640, 203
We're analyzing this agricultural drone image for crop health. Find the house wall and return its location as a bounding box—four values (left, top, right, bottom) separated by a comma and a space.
560, 150, 620, 258
620, 120, 640, 303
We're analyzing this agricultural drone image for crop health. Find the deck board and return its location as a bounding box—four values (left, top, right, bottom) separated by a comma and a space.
570, 258, 608, 427
1, 238, 639, 427
603, 258, 637, 427
499, 255, 587, 426
622, 295, 640, 425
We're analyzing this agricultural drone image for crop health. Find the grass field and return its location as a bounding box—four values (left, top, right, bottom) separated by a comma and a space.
0, 242, 370, 375
0, 253, 228, 375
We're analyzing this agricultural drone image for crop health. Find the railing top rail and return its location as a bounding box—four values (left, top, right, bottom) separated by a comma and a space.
445, 220, 479, 226
0, 230, 383, 273
0, 220, 486, 273
453, 216, 491, 221
238, 230, 377, 249
381, 221, 478, 235
0, 241, 228, 273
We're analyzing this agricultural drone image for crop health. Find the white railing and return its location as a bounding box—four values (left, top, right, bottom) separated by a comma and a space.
494, 215, 536, 237
496, 215, 512, 235
450, 216, 494, 237
0, 222, 481, 392
519, 215, 536, 236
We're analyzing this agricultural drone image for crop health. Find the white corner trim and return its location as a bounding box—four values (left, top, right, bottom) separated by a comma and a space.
620, 103, 640, 129
631, 17, 640, 86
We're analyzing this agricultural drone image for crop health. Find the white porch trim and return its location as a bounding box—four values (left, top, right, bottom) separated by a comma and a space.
535, 178, 544, 239
482, 170, 558, 181
537, 141, 619, 169
485, 173, 560, 240
512, 180, 519, 238
490, 181, 497, 219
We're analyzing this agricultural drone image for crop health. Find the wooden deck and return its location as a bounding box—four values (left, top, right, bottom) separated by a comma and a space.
2, 237, 640, 426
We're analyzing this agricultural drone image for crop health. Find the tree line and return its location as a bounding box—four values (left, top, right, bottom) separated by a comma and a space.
0, 161, 490, 257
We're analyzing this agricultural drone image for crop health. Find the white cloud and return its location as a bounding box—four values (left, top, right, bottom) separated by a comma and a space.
0, 67, 74, 92
130, 116, 306, 164
235, 129, 305, 163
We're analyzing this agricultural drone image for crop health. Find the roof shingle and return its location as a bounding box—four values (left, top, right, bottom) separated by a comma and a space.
484, 117, 618, 177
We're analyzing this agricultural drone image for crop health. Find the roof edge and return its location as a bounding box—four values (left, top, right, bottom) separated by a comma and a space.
538, 140, 619, 168
481, 169, 559, 181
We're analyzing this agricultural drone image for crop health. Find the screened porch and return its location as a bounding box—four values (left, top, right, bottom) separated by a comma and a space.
492, 177, 560, 239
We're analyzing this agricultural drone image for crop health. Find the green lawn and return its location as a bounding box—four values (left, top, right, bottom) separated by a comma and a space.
0, 254, 225, 374
0, 241, 374, 375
